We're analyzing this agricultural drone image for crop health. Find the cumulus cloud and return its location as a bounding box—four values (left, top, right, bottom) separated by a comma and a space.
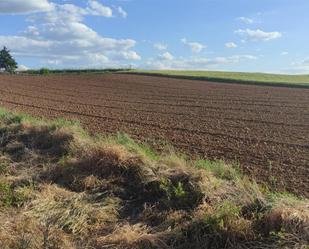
225, 42, 237, 48
281, 51, 288, 56
237, 17, 254, 24
117, 6, 127, 18
158, 52, 174, 61
0, 1, 139, 68
113, 51, 141, 60
17, 65, 30, 71
145, 54, 257, 70
154, 43, 167, 51
235, 29, 282, 42
0, 1, 113, 18
87, 0, 112, 17
181, 38, 206, 53
0, 0, 54, 14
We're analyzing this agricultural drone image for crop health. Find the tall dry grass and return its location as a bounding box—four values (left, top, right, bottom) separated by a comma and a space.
0, 108, 308, 249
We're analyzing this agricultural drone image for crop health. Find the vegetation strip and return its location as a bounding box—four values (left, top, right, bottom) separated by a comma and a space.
0, 108, 308, 249
124, 70, 309, 88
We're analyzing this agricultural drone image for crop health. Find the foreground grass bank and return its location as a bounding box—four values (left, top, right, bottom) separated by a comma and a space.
127, 70, 309, 88
0, 108, 308, 249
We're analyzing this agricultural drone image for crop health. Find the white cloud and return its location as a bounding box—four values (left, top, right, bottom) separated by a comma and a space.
225, 42, 237, 48
281, 51, 289, 56
26, 4, 84, 23
232, 55, 258, 60
0, 1, 139, 68
288, 57, 309, 74
145, 54, 257, 70
237, 17, 254, 24
87, 0, 113, 17
235, 29, 282, 42
114, 51, 141, 60
24, 2, 114, 23
24, 26, 40, 36
181, 38, 206, 53
0, 0, 54, 14
158, 52, 174, 61
117, 6, 127, 18
154, 43, 167, 51
17, 65, 30, 71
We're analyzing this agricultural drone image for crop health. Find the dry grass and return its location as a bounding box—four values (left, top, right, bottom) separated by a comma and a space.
96, 223, 168, 249
261, 196, 309, 240
0, 211, 75, 249
0, 108, 308, 249
27, 184, 120, 236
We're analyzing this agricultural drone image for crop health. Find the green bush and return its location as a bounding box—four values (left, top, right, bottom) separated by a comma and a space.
39, 68, 50, 75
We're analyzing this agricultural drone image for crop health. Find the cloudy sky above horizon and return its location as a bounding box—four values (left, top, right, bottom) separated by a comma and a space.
0, 0, 308, 73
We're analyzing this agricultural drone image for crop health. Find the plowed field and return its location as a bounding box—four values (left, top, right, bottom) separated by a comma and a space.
0, 74, 308, 196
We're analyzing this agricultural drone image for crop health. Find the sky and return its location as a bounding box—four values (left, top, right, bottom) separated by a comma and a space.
0, 0, 308, 73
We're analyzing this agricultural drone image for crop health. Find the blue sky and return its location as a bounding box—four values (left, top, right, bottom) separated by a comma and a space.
0, 0, 308, 73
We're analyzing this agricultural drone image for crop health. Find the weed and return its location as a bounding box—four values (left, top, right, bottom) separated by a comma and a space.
269, 175, 278, 187
159, 177, 201, 210
267, 160, 273, 172
173, 182, 186, 198
204, 201, 241, 232
0, 181, 31, 207
0, 182, 13, 207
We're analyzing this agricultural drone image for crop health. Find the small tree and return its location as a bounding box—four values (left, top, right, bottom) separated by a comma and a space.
39, 68, 50, 75
0, 47, 18, 73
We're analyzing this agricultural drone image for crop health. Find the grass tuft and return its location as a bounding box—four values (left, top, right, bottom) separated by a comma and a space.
105, 132, 160, 161
195, 159, 240, 181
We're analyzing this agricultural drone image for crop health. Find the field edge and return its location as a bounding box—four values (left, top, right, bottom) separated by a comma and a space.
123, 70, 309, 88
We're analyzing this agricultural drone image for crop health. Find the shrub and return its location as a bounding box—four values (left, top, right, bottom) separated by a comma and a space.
39, 68, 50, 75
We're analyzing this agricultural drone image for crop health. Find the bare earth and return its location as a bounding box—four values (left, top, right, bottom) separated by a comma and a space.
0, 74, 308, 196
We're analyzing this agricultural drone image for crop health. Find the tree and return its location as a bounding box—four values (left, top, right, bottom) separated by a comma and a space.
0, 47, 18, 73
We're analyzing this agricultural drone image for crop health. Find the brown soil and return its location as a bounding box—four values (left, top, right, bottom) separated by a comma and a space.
0, 73, 308, 196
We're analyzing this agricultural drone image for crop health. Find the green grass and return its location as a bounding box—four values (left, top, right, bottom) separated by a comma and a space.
104, 132, 160, 161
17, 67, 309, 87
195, 159, 241, 181
0, 181, 30, 208
126, 70, 309, 88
